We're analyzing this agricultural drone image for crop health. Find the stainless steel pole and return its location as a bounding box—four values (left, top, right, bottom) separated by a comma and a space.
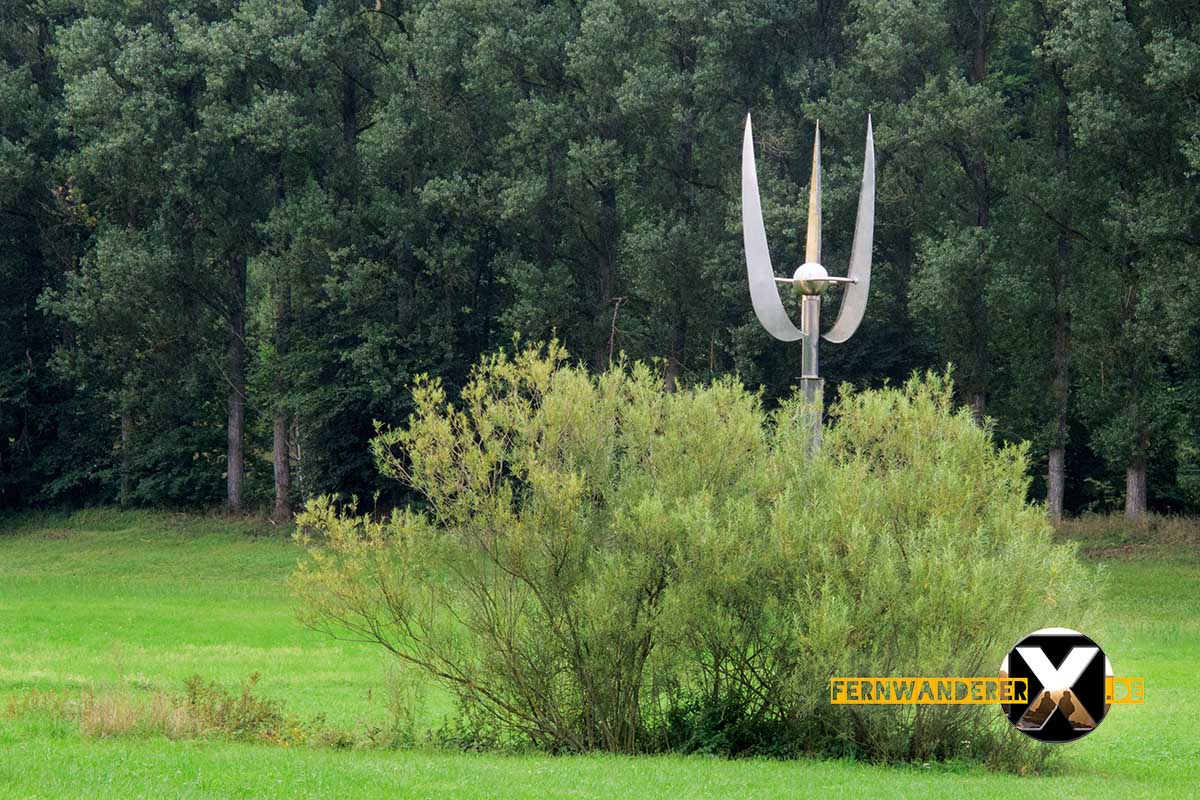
800, 294, 823, 452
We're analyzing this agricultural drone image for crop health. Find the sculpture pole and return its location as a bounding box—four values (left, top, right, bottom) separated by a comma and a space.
741, 114, 875, 452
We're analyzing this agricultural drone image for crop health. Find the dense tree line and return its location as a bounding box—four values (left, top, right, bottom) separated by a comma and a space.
1, 0, 1197, 518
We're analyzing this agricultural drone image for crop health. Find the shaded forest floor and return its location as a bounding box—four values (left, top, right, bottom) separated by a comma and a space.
0, 510, 1197, 799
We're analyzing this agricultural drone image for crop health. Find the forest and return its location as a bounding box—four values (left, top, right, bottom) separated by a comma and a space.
1, 0, 1198, 518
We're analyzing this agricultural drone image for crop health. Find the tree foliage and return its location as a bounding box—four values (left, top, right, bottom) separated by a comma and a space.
2, 0, 1198, 514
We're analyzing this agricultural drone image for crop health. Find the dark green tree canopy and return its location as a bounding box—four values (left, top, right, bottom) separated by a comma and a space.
1, 0, 1197, 515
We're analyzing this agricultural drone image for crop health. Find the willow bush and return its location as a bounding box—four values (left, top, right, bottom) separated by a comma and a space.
294, 343, 1095, 762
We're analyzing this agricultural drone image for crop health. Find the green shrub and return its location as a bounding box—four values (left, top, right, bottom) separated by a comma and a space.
294, 344, 1095, 763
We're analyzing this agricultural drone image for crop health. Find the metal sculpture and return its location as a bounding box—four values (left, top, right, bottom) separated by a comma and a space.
741, 114, 875, 449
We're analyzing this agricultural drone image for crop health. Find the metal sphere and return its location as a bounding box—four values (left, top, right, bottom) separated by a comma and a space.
792, 262, 830, 295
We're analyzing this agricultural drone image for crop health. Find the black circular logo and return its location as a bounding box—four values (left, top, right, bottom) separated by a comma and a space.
999, 627, 1112, 743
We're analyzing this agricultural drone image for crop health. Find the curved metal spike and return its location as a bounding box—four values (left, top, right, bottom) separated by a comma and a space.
742, 114, 804, 342
823, 115, 874, 344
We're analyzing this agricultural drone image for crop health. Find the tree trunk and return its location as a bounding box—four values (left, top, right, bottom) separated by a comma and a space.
969, 392, 986, 422
273, 409, 291, 520
226, 254, 247, 513
1047, 447, 1066, 519
968, 0, 993, 85
271, 287, 291, 520
963, 0, 993, 423
1047, 82, 1073, 520
1120, 257, 1146, 521
291, 418, 303, 501
592, 184, 618, 371
1125, 456, 1147, 520
662, 360, 680, 393
270, 156, 291, 521
663, 315, 685, 393
119, 410, 132, 506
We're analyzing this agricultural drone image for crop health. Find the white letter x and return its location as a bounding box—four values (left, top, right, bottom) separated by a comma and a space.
1017, 646, 1098, 691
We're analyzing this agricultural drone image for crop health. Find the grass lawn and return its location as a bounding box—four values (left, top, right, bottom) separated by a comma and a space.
1, 509, 1197, 799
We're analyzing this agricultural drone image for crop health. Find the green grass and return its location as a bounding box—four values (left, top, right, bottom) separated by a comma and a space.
1, 509, 1198, 799
0, 510, 417, 730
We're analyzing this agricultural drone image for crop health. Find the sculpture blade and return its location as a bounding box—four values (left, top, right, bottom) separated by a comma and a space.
823, 116, 874, 344
742, 114, 804, 342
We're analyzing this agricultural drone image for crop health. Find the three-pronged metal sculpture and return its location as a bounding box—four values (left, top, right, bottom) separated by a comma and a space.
741, 114, 875, 450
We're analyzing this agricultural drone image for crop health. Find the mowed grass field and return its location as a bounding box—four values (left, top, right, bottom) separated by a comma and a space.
1, 510, 1197, 799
